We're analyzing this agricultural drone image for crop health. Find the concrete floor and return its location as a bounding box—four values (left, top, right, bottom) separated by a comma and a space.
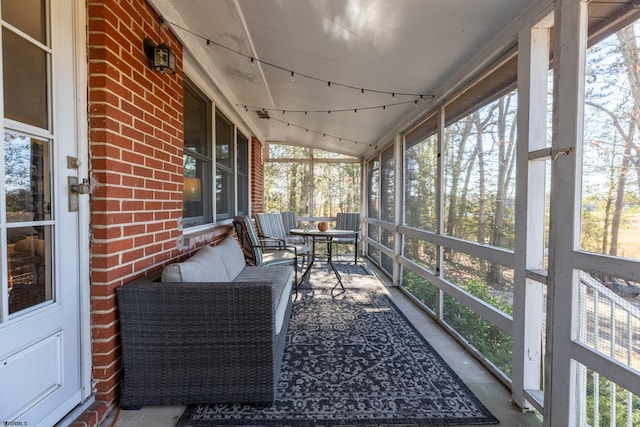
101, 259, 542, 427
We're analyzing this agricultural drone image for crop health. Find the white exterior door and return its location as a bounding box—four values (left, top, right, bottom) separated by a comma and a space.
0, 1, 86, 426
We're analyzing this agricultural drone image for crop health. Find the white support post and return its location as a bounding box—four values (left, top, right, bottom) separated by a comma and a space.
435, 106, 445, 319
512, 15, 553, 410
545, 1, 587, 426
308, 148, 315, 223
361, 157, 368, 258
393, 132, 404, 287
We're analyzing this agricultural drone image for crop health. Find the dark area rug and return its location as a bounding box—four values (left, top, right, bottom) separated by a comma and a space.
177, 282, 499, 426
331, 263, 371, 276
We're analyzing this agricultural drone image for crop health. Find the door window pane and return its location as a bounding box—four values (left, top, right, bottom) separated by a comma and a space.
8, 225, 52, 314
2, 28, 48, 129
5, 132, 51, 222
1, 0, 47, 43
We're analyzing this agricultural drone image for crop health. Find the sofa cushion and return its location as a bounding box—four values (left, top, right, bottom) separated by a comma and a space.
161, 244, 231, 282
234, 265, 293, 334
215, 237, 246, 280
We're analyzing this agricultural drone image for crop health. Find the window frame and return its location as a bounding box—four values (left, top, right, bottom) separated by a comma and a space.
183, 79, 212, 227
182, 77, 250, 229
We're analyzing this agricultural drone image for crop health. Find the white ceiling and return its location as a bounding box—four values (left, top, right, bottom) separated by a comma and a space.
156, 0, 535, 158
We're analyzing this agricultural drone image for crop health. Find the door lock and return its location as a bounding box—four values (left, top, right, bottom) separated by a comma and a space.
68, 177, 91, 212
70, 177, 92, 194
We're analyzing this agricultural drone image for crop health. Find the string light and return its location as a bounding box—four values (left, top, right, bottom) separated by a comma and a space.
163, 19, 435, 101
238, 99, 417, 115
270, 117, 372, 147
159, 17, 430, 152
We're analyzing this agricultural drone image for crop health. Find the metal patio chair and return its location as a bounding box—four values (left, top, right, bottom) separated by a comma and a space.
255, 212, 310, 266
233, 215, 298, 284
332, 212, 362, 264
280, 211, 305, 244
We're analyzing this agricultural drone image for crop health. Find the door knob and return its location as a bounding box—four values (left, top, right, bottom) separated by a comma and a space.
70, 177, 91, 194
68, 177, 91, 212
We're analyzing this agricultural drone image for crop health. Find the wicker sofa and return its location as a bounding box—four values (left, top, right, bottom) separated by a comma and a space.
116, 236, 294, 408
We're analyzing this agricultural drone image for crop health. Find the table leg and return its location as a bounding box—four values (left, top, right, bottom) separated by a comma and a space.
327, 237, 345, 296
295, 236, 318, 300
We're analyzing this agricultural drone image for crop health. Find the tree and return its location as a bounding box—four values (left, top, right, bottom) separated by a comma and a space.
583, 23, 640, 260
489, 94, 517, 286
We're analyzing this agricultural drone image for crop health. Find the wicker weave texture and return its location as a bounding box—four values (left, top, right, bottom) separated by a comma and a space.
117, 269, 293, 407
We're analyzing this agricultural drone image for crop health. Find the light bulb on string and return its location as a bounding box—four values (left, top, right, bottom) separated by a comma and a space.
289, 71, 295, 82
392, 92, 396, 101
159, 18, 437, 102
205, 39, 212, 49
327, 81, 332, 91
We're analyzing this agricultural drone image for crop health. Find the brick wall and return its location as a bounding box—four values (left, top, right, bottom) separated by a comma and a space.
79, 2, 253, 425
87, 0, 185, 411
251, 136, 264, 215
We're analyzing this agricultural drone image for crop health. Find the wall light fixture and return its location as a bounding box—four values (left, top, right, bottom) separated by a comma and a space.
143, 37, 176, 74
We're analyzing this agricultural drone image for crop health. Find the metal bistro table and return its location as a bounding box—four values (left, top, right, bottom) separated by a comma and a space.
289, 228, 356, 296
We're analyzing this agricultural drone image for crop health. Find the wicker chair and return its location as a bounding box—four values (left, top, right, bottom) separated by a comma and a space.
332, 212, 362, 264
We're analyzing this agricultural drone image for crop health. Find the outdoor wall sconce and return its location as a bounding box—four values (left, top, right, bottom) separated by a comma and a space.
143, 37, 176, 74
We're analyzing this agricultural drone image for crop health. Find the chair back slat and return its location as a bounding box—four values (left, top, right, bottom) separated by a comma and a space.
255, 213, 287, 248
233, 215, 263, 265
336, 212, 361, 231
280, 211, 297, 232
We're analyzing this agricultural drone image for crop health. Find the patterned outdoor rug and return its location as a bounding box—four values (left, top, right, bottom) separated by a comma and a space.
331, 263, 371, 276
177, 281, 499, 426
